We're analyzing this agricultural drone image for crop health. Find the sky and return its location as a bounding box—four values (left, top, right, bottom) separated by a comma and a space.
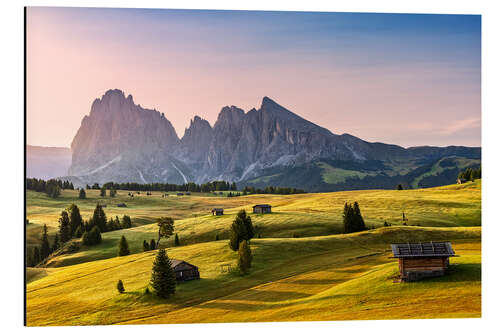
27, 7, 481, 148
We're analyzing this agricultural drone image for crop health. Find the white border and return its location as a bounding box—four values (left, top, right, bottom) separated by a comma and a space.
2, 0, 499, 332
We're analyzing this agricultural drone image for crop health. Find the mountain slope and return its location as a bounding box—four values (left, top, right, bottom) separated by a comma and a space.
66, 89, 480, 190
27, 145, 72, 179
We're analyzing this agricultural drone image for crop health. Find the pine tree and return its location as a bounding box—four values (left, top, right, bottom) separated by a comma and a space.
118, 235, 130, 256
89, 226, 102, 245
40, 224, 51, 260
92, 204, 107, 232
33, 246, 41, 266
100, 188, 106, 197
143, 240, 150, 252
114, 216, 121, 229
52, 233, 60, 252
229, 210, 253, 251
58, 210, 71, 243
156, 217, 174, 247
122, 215, 132, 229
79, 188, 86, 199
397, 184, 403, 190
82, 231, 90, 245
68, 204, 83, 237
238, 240, 252, 275
150, 249, 176, 298
74, 225, 84, 238
116, 280, 125, 294
174, 233, 180, 246
150, 239, 156, 250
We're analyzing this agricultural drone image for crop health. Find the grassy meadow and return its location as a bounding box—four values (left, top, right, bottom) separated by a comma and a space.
26, 180, 481, 325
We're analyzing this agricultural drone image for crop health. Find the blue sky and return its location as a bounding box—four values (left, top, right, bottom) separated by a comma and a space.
28, 7, 481, 147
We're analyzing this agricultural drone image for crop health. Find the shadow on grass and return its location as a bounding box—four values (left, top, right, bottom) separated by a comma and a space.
223, 290, 312, 302
282, 278, 346, 285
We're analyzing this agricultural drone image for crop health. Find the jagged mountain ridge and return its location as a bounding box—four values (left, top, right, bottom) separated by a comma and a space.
66, 89, 480, 190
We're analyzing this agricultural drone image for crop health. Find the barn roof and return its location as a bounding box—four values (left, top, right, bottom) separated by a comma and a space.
170, 259, 198, 270
253, 204, 271, 208
390, 242, 456, 258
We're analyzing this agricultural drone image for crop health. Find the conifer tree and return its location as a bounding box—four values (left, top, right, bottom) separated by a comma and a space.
150, 239, 156, 250
174, 233, 180, 246
52, 233, 60, 252
122, 215, 132, 229
40, 224, 51, 260
89, 226, 102, 245
100, 188, 106, 197
150, 249, 176, 298
33, 246, 41, 266
92, 204, 107, 232
229, 210, 254, 251
68, 204, 83, 237
143, 240, 150, 252
58, 210, 72, 243
116, 280, 125, 294
114, 216, 121, 229
82, 231, 90, 245
79, 188, 86, 199
74, 225, 84, 238
118, 235, 130, 256
238, 240, 252, 275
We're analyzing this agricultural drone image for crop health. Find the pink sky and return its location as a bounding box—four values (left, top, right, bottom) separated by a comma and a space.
27, 8, 481, 148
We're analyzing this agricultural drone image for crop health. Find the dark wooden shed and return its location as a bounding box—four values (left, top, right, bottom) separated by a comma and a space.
391, 242, 457, 281
170, 259, 200, 282
211, 208, 224, 216
253, 204, 272, 214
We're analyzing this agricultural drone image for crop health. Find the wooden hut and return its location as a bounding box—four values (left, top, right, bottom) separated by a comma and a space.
116, 203, 127, 207
253, 204, 272, 214
390, 242, 457, 281
170, 259, 200, 282
211, 208, 224, 216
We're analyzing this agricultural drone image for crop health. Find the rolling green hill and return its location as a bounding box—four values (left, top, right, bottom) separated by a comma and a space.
28, 181, 481, 268
26, 226, 481, 326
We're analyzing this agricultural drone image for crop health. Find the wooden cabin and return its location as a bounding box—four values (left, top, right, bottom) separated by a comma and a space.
116, 203, 127, 207
253, 204, 272, 214
391, 242, 456, 282
212, 208, 224, 216
176, 192, 184, 196
170, 259, 200, 282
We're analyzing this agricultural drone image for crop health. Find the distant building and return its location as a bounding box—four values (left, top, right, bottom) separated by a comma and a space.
177, 193, 184, 196
185, 192, 191, 195
253, 204, 272, 214
117, 203, 127, 207
212, 208, 224, 216
390, 242, 457, 282
171, 259, 200, 282
457, 178, 467, 184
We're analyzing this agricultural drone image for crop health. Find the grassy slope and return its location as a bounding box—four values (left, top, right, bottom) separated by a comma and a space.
26, 226, 481, 326
40, 181, 481, 267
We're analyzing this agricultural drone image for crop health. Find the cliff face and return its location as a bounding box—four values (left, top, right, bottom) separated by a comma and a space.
67, 89, 481, 190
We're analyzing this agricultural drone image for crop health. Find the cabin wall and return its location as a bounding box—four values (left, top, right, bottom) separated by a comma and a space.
398, 257, 449, 281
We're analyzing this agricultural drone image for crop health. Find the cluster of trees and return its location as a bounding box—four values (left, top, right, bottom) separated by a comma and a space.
27, 178, 75, 198
82, 181, 237, 193
142, 239, 157, 252
150, 249, 177, 298
26, 224, 53, 267
229, 210, 254, 274
458, 166, 481, 182
241, 186, 306, 195
342, 202, 366, 234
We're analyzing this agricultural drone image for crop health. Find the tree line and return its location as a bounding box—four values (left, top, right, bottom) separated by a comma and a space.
458, 166, 481, 182
241, 186, 306, 195
87, 180, 238, 193
26, 178, 75, 198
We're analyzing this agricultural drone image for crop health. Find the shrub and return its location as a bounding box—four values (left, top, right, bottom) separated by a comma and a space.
116, 280, 125, 294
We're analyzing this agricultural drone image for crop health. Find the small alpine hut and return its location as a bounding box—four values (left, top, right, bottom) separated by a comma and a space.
391, 242, 457, 282
211, 208, 224, 216
253, 204, 272, 214
170, 259, 200, 282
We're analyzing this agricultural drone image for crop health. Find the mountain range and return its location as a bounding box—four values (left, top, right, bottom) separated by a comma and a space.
29, 89, 481, 191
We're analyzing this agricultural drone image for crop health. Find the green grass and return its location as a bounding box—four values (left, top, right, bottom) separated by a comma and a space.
411, 157, 479, 188
30, 181, 481, 267
26, 226, 481, 326
317, 162, 373, 184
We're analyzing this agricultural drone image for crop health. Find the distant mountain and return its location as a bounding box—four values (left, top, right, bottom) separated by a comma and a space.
65, 89, 481, 191
27, 145, 72, 179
